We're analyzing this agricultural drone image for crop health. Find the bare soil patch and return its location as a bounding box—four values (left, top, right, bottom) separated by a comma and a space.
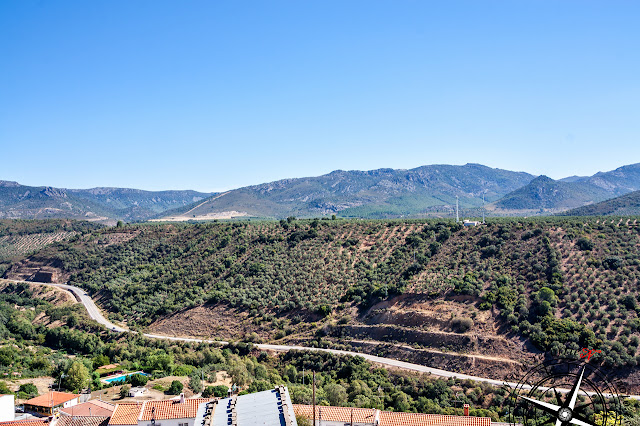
150, 304, 270, 341
7, 377, 56, 401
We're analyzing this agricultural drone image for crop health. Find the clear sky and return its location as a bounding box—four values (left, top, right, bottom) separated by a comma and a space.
1, 1, 639, 192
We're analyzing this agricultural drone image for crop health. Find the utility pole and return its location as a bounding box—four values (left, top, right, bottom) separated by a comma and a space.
456, 196, 459, 223
482, 192, 485, 224
312, 371, 316, 426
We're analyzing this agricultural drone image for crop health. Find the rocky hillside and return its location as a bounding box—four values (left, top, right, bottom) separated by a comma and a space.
159, 162, 640, 219
159, 164, 535, 219
0, 181, 212, 223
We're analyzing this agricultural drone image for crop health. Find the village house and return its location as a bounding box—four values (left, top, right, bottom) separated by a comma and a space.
109, 395, 212, 426
23, 393, 79, 417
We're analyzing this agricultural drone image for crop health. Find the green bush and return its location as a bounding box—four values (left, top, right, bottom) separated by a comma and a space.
167, 380, 184, 395
120, 385, 130, 399
202, 385, 229, 398
130, 374, 148, 387
18, 383, 38, 397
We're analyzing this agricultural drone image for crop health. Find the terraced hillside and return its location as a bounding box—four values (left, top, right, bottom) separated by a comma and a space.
0, 219, 100, 276
4, 217, 640, 382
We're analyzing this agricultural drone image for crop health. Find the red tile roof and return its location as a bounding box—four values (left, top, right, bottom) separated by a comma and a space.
139, 398, 212, 421
24, 392, 79, 408
56, 416, 110, 426
60, 400, 115, 417
293, 405, 492, 426
0, 421, 49, 426
379, 411, 491, 426
293, 405, 378, 423
108, 404, 143, 426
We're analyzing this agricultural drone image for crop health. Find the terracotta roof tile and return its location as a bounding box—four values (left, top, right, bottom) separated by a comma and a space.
0, 420, 49, 426
379, 411, 491, 426
293, 405, 492, 426
139, 398, 212, 421
57, 416, 110, 426
60, 400, 115, 417
108, 403, 144, 426
24, 392, 79, 408
293, 405, 378, 423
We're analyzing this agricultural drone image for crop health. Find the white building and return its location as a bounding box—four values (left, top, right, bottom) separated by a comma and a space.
23, 392, 79, 416
128, 388, 148, 398
109, 395, 212, 426
0, 394, 15, 422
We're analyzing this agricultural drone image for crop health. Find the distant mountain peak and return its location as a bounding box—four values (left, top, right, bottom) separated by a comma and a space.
41, 187, 67, 198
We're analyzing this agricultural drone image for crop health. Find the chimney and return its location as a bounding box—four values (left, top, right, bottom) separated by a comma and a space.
463, 404, 469, 416
179, 393, 185, 404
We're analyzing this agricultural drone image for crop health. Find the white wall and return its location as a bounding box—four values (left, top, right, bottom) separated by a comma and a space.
138, 417, 194, 426
0, 394, 15, 422
62, 398, 79, 409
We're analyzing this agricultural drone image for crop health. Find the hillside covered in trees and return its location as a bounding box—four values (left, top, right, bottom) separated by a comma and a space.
563, 191, 640, 216
3, 217, 640, 384
0, 282, 508, 418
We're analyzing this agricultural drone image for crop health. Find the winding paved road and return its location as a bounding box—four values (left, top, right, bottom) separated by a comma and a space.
19, 280, 639, 399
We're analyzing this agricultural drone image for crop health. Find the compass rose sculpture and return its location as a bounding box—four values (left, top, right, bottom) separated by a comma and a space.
503, 359, 624, 426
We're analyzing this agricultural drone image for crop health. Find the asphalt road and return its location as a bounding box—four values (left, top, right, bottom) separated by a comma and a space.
22, 280, 639, 399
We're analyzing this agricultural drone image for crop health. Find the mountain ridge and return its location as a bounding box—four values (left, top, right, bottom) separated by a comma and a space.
4, 162, 640, 221
562, 190, 640, 216
0, 182, 213, 223
159, 163, 536, 219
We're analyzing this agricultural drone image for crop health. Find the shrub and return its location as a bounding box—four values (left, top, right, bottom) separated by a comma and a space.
167, 380, 184, 395
451, 317, 474, 333
202, 385, 229, 398
130, 374, 148, 387
18, 383, 38, 397
604, 257, 623, 270
120, 385, 130, 399
576, 238, 594, 251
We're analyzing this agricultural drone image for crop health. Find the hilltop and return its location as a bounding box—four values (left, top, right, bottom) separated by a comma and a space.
492, 175, 612, 212
563, 190, 640, 216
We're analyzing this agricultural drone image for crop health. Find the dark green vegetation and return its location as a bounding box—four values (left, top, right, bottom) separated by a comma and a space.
0, 180, 212, 222
0, 283, 505, 418
6, 217, 640, 374
494, 175, 612, 211
563, 191, 640, 216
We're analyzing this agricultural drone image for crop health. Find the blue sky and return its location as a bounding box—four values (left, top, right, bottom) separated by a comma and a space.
1, 1, 639, 192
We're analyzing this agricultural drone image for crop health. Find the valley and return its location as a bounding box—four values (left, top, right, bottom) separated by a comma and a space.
2, 216, 640, 389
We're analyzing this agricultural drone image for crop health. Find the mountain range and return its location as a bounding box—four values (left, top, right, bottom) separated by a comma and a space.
2, 163, 640, 221
0, 180, 212, 223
